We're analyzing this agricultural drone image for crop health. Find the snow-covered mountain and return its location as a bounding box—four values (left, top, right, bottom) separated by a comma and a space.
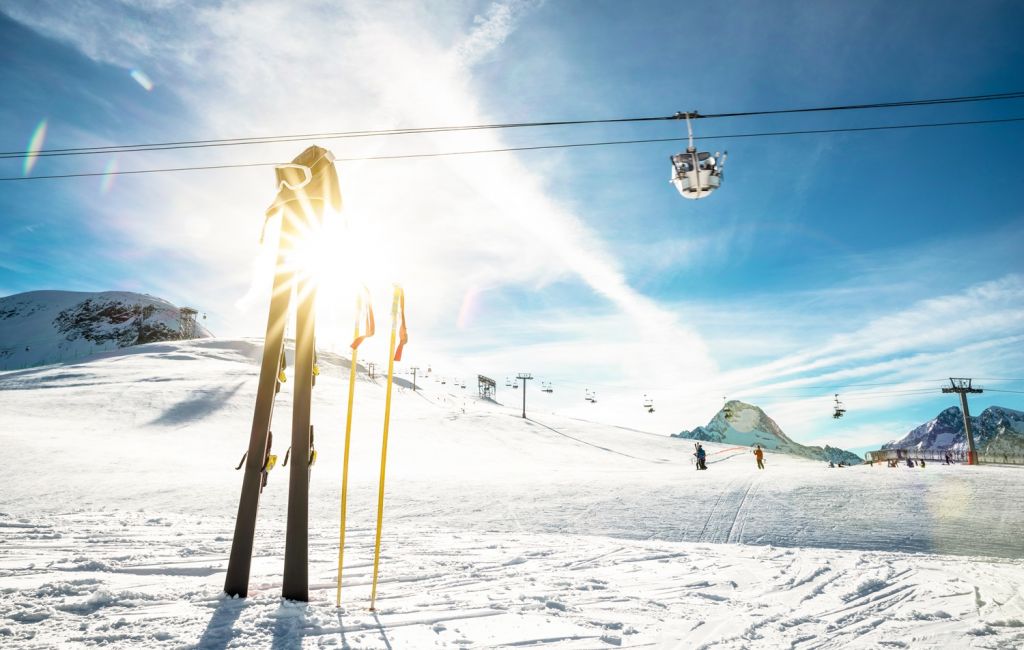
0, 290, 211, 369
883, 405, 1024, 454
673, 400, 863, 465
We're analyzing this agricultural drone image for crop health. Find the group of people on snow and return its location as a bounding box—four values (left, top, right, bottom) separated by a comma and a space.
693, 443, 767, 470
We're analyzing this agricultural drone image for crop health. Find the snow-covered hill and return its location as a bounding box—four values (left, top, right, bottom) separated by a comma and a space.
1, 341, 1023, 648
673, 400, 863, 465
0, 290, 211, 369
883, 405, 1024, 454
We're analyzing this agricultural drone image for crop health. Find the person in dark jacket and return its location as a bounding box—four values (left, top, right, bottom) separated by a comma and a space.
695, 444, 707, 470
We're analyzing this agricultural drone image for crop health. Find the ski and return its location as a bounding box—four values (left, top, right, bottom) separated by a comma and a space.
223, 244, 293, 598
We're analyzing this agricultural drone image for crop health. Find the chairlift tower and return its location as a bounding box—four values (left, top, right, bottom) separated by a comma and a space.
179, 307, 199, 340
517, 373, 533, 418
942, 378, 983, 465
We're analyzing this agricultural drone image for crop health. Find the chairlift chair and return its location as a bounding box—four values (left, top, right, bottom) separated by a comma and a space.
833, 394, 846, 419
505, 377, 512, 387
670, 112, 725, 200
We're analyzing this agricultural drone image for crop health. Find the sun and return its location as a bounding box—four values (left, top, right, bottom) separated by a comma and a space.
263, 207, 397, 349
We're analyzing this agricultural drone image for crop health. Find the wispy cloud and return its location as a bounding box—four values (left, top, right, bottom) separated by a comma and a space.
0, 0, 715, 386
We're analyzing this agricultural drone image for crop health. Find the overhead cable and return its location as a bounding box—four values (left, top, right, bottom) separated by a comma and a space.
1, 90, 1022, 160
4, 115, 1023, 182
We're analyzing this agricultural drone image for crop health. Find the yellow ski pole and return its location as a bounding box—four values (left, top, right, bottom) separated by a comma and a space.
335, 295, 361, 608
369, 285, 405, 610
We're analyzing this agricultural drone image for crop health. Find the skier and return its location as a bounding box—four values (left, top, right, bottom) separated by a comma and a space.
753, 445, 765, 470
695, 443, 707, 470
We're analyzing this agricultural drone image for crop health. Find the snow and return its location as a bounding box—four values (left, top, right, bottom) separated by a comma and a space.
1, 338, 1023, 648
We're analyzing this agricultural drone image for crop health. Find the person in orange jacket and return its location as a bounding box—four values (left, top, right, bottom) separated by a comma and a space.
754, 445, 765, 470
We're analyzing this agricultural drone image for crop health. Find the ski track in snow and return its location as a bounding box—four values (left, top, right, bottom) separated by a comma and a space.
1, 339, 1023, 648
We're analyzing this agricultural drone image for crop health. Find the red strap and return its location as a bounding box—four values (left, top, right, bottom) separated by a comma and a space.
394, 289, 408, 361
350, 287, 376, 350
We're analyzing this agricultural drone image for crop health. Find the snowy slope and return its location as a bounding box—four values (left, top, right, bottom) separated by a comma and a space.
1, 341, 1023, 648
0, 290, 211, 370
674, 400, 863, 465
884, 405, 1024, 454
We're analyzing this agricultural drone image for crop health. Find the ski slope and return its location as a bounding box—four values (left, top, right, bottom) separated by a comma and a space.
1, 339, 1023, 648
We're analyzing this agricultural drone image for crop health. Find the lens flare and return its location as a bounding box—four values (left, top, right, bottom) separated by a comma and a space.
100, 159, 118, 193
456, 286, 481, 329
130, 69, 154, 91
23, 119, 47, 176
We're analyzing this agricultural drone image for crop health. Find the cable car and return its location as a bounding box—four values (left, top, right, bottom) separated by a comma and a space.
670, 112, 726, 200
833, 394, 846, 419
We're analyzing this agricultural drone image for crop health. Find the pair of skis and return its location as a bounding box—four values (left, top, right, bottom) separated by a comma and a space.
224, 145, 339, 602
335, 285, 407, 610
223, 202, 321, 601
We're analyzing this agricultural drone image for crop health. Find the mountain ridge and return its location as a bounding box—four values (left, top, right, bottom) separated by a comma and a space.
883, 405, 1024, 454
0, 290, 211, 369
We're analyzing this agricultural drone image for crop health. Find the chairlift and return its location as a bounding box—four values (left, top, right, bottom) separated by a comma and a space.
722, 396, 733, 420
505, 377, 512, 387
590, 391, 597, 404
643, 394, 654, 413
585, 389, 593, 403
670, 112, 726, 200
542, 381, 554, 393
460, 382, 467, 389
833, 393, 846, 419
512, 380, 519, 389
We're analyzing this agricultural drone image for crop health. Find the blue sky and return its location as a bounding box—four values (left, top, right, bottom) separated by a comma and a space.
1, 0, 1022, 450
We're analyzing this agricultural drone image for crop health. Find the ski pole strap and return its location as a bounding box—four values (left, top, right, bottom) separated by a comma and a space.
394, 288, 408, 362
351, 287, 376, 350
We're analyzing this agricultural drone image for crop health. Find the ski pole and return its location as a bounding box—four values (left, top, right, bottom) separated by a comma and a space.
336, 289, 374, 607
370, 284, 406, 610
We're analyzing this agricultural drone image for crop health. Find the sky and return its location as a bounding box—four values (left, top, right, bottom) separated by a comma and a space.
1, 0, 1023, 452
